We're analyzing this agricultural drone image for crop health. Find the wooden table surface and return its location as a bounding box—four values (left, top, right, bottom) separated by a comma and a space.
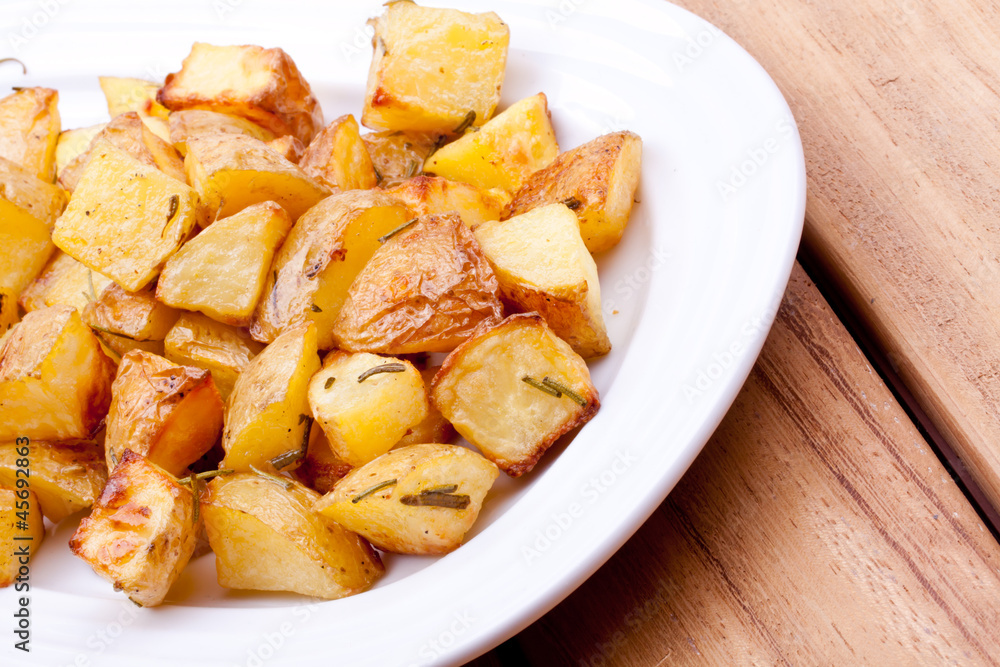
474, 1, 1000, 664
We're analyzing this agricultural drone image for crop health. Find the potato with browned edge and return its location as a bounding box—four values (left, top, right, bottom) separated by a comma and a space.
19, 251, 113, 315
83, 282, 181, 358
385, 175, 509, 228
0, 487, 44, 587
0, 87, 60, 182
0, 440, 107, 523
299, 114, 378, 191
163, 313, 263, 402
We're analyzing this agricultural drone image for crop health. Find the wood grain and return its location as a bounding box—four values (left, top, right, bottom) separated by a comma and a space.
671, 0, 1000, 515
505, 264, 1000, 665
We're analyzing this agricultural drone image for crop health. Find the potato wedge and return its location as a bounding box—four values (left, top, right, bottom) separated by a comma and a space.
431, 313, 599, 477
505, 131, 642, 253
314, 443, 498, 555
249, 190, 411, 348
163, 313, 263, 401
474, 203, 610, 358
385, 175, 509, 228
56, 124, 105, 177
395, 366, 457, 447
362, 2, 509, 134
0, 87, 60, 182
201, 472, 383, 599
58, 112, 186, 192
184, 132, 329, 223
0, 305, 116, 441
222, 324, 319, 474
19, 251, 114, 314
106, 350, 224, 477
159, 42, 325, 145
69, 450, 200, 607
0, 440, 107, 523
0, 487, 44, 587
308, 351, 428, 467
361, 129, 439, 186
299, 114, 378, 190
293, 425, 353, 495
423, 93, 558, 193
332, 213, 504, 354
168, 108, 276, 156
157, 201, 293, 326
52, 142, 203, 292
98, 76, 172, 141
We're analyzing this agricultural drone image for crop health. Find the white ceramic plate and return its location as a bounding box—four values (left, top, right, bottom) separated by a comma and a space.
0, 1, 804, 665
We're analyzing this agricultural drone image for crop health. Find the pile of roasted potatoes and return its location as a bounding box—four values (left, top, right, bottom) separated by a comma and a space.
0, 0, 642, 605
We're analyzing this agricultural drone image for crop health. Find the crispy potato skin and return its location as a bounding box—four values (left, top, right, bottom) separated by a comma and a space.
0, 440, 107, 523
69, 450, 200, 607
0, 155, 67, 229
333, 213, 504, 354
106, 350, 224, 477
385, 175, 509, 228
163, 313, 263, 402
0, 87, 60, 182
293, 424, 353, 495
0, 306, 116, 441
84, 282, 181, 342
361, 130, 439, 186
431, 313, 599, 477
201, 473, 383, 599
0, 487, 44, 587
168, 109, 276, 156
300, 114, 378, 190
158, 43, 324, 145
505, 131, 643, 253
314, 443, 499, 555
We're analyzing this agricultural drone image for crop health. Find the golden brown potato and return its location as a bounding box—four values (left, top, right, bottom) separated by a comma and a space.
167, 108, 276, 156
184, 132, 329, 223
0, 155, 68, 228
222, 324, 320, 474
83, 281, 181, 343
314, 443, 498, 555
332, 213, 504, 354
19, 251, 114, 314
0, 87, 60, 182
505, 131, 642, 253
362, 2, 509, 134
361, 129, 439, 186
384, 175, 509, 228
69, 450, 200, 607
431, 313, 599, 477
299, 114, 378, 190
158, 42, 325, 145
0, 158, 63, 295
249, 189, 411, 348
98, 76, 171, 141
106, 350, 224, 477
266, 135, 306, 163
157, 201, 293, 326
308, 351, 428, 467
52, 142, 203, 292
0, 289, 17, 335
394, 366, 457, 447
56, 124, 105, 177
0, 487, 44, 587
474, 203, 610, 358
0, 440, 107, 523
293, 425, 353, 495
201, 472, 383, 599
424, 93, 559, 193
0, 305, 116, 441
58, 112, 186, 192
163, 313, 263, 401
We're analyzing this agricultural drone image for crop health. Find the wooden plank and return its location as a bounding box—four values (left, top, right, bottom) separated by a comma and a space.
668, 0, 1000, 515
506, 264, 1000, 665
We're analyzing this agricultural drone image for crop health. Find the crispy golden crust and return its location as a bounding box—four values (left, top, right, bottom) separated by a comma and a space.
299, 114, 378, 190
0, 87, 60, 183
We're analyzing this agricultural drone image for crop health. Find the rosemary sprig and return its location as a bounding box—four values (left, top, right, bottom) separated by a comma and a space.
269, 448, 305, 470
0, 58, 27, 74
399, 490, 471, 509
177, 469, 234, 486
377, 218, 418, 244
324, 376, 336, 389
250, 465, 293, 490
542, 377, 588, 406
190, 474, 200, 525
310, 303, 322, 312
351, 479, 397, 504
358, 362, 406, 382
522, 375, 561, 398
88, 323, 137, 341
561, 196, 582, 210
453, 110, 476, 134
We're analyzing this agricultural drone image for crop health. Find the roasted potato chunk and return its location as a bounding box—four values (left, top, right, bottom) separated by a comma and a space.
395, 366, 456, 447
159, 42, 324, 145
201, 472, 383, 599
431, 314, 599, 477
157, 201, 293, 326
299, 114, 378, 190
474, 203, 610, 358
0, 155, 68, 229
385, 175, 509, 228
0, 440, 107, 523
0, 305, 116, 441
332, 213, 504, 354
293, 425, 353, 495
505, 131, 642, 253
362, 2, 509, 134
0, 87, 60, 182
59, 112, 186, 192
98, 76, 171, 141
266, 134, 305, 163
184, 132, 329, 223
0, 487, 44, 587
308, 351, 428, 467
84, 281, 181, 341
424, 93, 558, 193
163, 313, 263, 401
168, 108, 276, 156
0, 190, 55, 296
222, 324, 320, 473
361, 129, 438, 186
52, 142, 203, 292
106, 350, 224, 477
249, 190, 411, 348
315, 443, 498, 555
56, 124, 105, 177
69, 450, 200, 607
19, 251, 114, 314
